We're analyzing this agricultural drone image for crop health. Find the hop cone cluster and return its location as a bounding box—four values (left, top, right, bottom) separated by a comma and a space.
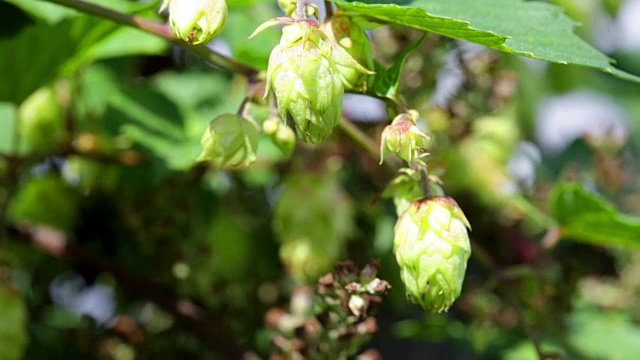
161, 0, 227, 44
394, 197, 471, 312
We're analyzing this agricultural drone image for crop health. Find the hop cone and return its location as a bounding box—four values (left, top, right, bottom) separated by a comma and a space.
380, 110, 431, 165
393, 197, 471, 312
161, 0, 227, 44
266, 22, 344, 144
197, 114, 259, 168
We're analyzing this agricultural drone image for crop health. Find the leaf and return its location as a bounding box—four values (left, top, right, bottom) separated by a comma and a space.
104, 69, 243, 170
569, 306, 640, 360
0, 103, 17, 153
0, 16, 117, 104
6, 174, 80, 231
550, 183, 640, 248
0, 286, 28, 360
370, 33, 426, 99
332, 0, 640, 82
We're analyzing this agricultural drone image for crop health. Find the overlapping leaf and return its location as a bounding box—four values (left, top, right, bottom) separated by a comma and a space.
551, 183, 640, 248
333, 0, 640, 82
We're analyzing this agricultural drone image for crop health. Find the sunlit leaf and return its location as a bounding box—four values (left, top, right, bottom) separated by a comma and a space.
333, 0, 640, 82
551, 183, 640, 248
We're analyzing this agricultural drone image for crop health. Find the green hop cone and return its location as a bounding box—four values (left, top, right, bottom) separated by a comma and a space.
321, 15, 374, 91
380, 110, 431, 165
393, 197, 471, 312
161, 0, 227, 44
265, 22, 344, 144
197, 114, 259, 168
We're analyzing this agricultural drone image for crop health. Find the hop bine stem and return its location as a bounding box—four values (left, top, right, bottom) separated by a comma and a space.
295, 0, 307, 19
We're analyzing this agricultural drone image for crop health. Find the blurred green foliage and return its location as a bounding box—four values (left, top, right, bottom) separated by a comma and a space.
1, 0, 640, 359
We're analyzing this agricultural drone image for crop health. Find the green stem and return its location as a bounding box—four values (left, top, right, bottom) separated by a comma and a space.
43, 0, 258, 79
295, 0, 307, 19
337, 118, 398, 174
337, 118, 379, 160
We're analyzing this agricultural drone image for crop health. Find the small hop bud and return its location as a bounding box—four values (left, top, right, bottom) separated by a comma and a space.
197, 114, 259, 168
161, 0, 227, 44
265, 22, 344, 144
394, 197, 471, 312
321, 16, 374, 91
262, 116, 280, 136
380, 110, 431, 165
274, 124, 296, 157
262, 116, 296, 157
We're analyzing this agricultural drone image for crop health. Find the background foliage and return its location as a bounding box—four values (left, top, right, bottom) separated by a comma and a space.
1, 0, 640, 359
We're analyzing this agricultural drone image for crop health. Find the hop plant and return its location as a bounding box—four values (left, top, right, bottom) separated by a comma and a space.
393, 197, 471, 312
161, 0, 227, 44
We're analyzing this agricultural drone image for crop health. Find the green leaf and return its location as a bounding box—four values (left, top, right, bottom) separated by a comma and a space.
104, 69, 243, 170
370, 33, 425, 99
6, 174, 80, 231
0, 286, 28, 360
0, 103, 17, 153
225, 4, 280, 70
0, 16, 117, 104
333, 0, 640, 82
569, 305, 640, 360
550, 183, 640, 248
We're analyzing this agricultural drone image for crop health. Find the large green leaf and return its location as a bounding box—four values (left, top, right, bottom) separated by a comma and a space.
333, 0, 640, 82
0, 0, 166, 105
551, 183, 640, 248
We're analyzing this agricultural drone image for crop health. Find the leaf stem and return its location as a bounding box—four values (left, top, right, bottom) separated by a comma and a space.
43, 0, 259, 80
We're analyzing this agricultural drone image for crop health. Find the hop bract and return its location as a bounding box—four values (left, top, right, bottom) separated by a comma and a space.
265, 22, 344, 144
393, 197, 471, 312
321, 16, 374, 91
161, 0, 227, 44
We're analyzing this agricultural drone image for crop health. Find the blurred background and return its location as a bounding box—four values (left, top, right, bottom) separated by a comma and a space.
1, 0, 640, 359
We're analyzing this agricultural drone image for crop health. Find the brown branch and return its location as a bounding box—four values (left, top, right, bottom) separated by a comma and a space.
7, 223, 261, 360
43, 0, 258, 80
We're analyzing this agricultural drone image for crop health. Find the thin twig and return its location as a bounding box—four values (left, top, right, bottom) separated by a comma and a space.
7, 223, 261, 360
43, 0, 258, 80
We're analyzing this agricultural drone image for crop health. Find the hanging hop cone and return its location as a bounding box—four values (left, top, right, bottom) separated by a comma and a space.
197, 114, 259, 168
161, 0, 227, 44
321, 15, 374, 91
380, 110, 431, 165
261, 21, 345, 143
393, 197, 471, 312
